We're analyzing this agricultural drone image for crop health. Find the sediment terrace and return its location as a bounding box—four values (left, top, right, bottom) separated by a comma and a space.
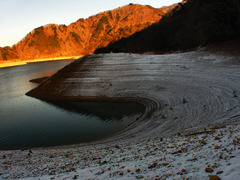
27, 43, 240, 141
1, 44, 240, 179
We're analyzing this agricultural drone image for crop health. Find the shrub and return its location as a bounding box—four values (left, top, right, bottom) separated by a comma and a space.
50, 35, 60, 48
99, 15, 109, 24
70, 31, 81, 43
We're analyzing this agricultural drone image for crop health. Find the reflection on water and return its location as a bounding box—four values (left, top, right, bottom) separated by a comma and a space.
47, 100, 144, 121
0, 60, 144, 150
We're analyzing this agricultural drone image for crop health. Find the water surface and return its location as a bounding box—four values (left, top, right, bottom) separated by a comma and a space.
0, 60, 144, 150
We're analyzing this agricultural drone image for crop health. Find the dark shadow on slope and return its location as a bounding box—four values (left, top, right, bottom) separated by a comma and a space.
45, 100, 145, 122
95, 0, 240, 54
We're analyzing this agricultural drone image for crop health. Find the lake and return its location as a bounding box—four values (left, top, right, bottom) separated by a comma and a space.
0, 60, 144, 150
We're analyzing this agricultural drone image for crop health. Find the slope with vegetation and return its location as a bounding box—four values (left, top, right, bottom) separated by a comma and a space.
0, 4, 177, 61
95, 0, 240, 54
0, 47, 18, 60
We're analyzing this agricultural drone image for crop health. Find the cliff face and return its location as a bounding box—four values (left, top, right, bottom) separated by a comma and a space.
0, 4, 176, 61
95, 0, 240, 54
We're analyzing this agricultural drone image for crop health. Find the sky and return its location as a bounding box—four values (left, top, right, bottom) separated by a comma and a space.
0, 0, 181, 47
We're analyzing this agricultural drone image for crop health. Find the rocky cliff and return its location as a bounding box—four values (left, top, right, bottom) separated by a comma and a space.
0, 4, 177, 61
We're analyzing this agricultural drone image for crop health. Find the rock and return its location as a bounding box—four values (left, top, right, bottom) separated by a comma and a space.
233, 91, 237, 97
177, 169, 187, 175
73, 175, 79, 179
209, 175, 220, 180
99, 160, 108, 165
136, 175, 144, 179
214, 136, 220, 140
114, 145, 120, 149
135, 168, 141, 173
161, 163, 169, 166
182, 98, 187, 104
172, 150, 182, 154
216, 170, 223, 174
148, 162, 158, 169
71, 167, 76, 171
205, 167, 214, 173
200, 139, 207, 145
219, 154, 223, 159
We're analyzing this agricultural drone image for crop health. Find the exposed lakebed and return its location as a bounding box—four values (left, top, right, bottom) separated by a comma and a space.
1, 49, 240, 179
0, 60, 144, 150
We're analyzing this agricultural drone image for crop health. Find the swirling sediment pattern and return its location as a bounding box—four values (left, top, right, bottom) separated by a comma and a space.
27, 48, 240, 141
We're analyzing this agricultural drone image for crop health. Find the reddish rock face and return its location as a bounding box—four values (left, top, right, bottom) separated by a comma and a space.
0, 4, 177, 61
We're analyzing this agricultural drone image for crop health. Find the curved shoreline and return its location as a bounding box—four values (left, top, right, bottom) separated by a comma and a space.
1, 46, 240, 179
26, 49, 240, 141
26, 95, 159, 149
24, 47, 240, 148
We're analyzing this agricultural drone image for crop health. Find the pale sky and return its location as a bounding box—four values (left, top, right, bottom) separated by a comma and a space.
0, 0, 181, 47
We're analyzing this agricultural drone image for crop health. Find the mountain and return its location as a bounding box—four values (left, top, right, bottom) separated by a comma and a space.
0, 4, 177, 61
95, 0, 240, 54
0, 46, 19, 60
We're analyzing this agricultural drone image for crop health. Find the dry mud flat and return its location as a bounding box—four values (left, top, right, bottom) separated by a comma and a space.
1, 43, 240, 179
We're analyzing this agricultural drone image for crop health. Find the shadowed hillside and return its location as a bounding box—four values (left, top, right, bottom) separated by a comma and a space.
0, 4, 177, 61
95, 0, 240, 54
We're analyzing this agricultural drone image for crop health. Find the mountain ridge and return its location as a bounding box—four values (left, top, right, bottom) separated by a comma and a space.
95, 0, 240, 54
0, 3, 177, 61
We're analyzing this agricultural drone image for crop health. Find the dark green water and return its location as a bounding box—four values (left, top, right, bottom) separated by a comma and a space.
0, 60, 144, 150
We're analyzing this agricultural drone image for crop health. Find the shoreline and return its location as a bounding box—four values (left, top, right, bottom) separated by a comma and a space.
1, 46, 239, 179
0, 56, 82, 68
0, 123, 239, 179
